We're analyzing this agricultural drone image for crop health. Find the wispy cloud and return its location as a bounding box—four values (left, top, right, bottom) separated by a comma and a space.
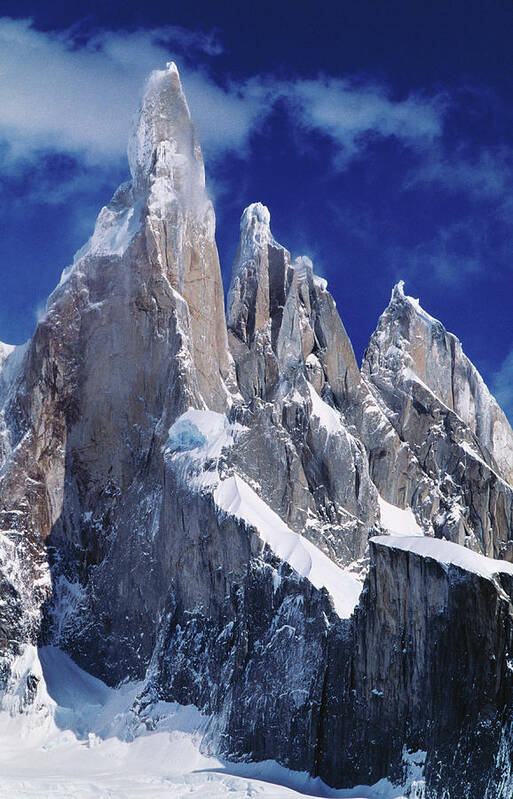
2, 16, 510, 294
0, 18, 229, 165
284, 77, 445, 166
0, 18, 447, 172
0, 18, 273, 210
406, 145, 513, 200
383, 202, 513, 290
397, 92, 513, 284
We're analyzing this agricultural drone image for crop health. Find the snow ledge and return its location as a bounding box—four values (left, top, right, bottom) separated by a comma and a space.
371, 535, 513, 581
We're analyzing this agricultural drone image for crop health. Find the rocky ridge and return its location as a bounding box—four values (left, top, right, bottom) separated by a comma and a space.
363, 281, 513, 557
0, 63, 512, 798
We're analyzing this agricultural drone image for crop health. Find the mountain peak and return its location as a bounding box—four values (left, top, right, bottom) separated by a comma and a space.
241, 201, 271, 227
391, 279, 405, 300
365, 277, 513, 489
239, 202, 273, 248
4, 61, 513, 799
388, 280, 441, 327
127, 62, 205, 199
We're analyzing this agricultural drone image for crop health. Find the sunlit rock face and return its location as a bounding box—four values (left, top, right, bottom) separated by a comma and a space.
128, 62, 234, 411
0, 62, 234, 688
226, 202, 378, 564
362, 281, 513, 558
1, 61, 513, 799
364, 281, 513, 486
227, 202, 361, 405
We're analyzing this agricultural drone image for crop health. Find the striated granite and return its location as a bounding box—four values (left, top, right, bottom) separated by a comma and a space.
351, 537, 513, 797
227, 202, 361, 406
0, 62, 234, 687
227, 203, 378, 563
362, 281, 513, 557
364, 281, 513, 486
144, 531, 513, 798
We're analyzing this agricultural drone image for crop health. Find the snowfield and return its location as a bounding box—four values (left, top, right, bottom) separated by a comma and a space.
0, 645, 417, 799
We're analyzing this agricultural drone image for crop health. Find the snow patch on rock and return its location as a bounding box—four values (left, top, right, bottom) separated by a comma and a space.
165, 408, 364, 617
378, 496, 424, 538
164, 409, 246, 490
215, 474, 364, 619
373, 534, 513, 581
234, 202, 276, 270
74, 201, 142, 262
307, 382, 344, 435
165, 409, 242, 462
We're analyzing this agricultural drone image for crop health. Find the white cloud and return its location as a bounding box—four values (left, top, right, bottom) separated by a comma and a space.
406, 146, 513, 199
0, 18, 158, 163
0, 18, 279, 177
284, 77, 445, 165
4, 17, 508, 293
0, 17, 446, 175
384, 215, 501, 287
398, 138, 513, 282
0, 18, 244, 167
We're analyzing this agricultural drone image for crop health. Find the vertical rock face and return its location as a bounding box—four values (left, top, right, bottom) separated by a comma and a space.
364, 281, 513, 485
226, 203, 378, 564
0, 62, 234, 687
227, 203, 277, 350
362, 281, 513, 557
227, 202, 361, 405
349, 538, 513, 798
1, 61, 513, 799
128, 61, 234, 412
230, 222, 435, 539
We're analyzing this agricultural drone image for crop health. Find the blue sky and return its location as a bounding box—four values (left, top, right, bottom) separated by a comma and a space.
1, 1, 512, 419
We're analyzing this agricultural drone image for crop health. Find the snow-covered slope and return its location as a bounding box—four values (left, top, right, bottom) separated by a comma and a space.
377, 497, 424, 538
215, 474, 364, 618
164, 409, 364, 617
0, 645, 421, 799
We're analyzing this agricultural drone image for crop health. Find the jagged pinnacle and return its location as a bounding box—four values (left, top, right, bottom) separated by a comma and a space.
241, 202, 271, 230
127, 61, 204, 195
237, 202, 274, 256
391, 280, 406, 301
